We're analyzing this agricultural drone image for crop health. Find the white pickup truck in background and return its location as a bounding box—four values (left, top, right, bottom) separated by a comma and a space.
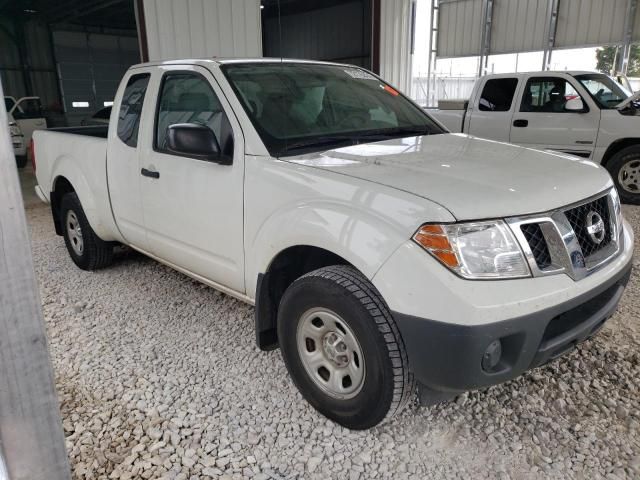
5, 95, 47, 168
33, 59, 633, 429
429, 71, 640, 204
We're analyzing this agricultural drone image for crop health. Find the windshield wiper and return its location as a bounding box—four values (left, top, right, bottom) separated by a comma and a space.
279, 136, 356, 155
353, 126, 432, 141
278, 126, 432, 156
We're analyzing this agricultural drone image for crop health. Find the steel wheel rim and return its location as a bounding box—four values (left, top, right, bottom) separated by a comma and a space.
66, 210, 84, 256
618, 159, 640, 193
296, 308, 366, 400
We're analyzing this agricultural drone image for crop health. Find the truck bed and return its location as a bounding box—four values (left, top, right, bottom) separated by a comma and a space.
426, 108, 465, 133
47, 125, 108, 138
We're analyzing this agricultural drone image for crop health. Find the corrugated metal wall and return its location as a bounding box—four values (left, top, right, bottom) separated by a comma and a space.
52, 31, 140, 124
379, 0, 414, 93
262, 1, 371, 67
635, 1, 640, 42
0, 19, 60, 111
436, 0, 484, 57
491, 0, 548, 54
142, 0, 262, 61
437, 0, 640, 58
555, 0, 627, 48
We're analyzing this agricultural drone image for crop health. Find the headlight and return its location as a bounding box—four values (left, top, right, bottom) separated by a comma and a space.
9, 123, 22, 136
413, 221, 531, 279
610, 187, 623, 237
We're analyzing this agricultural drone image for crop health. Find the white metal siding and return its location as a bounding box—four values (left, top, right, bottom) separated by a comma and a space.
437, 0, 638, 58
142, 0, 262, 61
555, 0, 627, 48
380, 0, 414, 94
437, 0, 484, 57
490, 0, 548, 54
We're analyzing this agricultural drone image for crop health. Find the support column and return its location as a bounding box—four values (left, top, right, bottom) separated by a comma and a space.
478, 0, 494, 77
542, 0, 559, 70
616, 0, 637, 75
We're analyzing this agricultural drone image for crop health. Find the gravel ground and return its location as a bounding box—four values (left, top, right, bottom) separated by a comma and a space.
25, 195, 640, 480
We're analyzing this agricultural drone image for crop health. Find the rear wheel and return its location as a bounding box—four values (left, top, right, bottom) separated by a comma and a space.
607, 146, 640, 205
60, 192, 113, 270
278, 265, 414, 429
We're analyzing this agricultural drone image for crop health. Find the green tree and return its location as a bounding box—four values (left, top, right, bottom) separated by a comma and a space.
596, 45, 640, 76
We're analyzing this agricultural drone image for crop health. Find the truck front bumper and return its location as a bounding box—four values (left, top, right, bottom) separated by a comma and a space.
372, 220, 634, 394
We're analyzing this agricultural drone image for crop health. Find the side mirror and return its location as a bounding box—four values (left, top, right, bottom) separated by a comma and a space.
565, 98, 585, 112
166, 123, 229, 163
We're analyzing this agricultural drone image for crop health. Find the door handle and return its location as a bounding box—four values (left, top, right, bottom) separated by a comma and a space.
141, 168, 160, 179
513, 119, 529, 127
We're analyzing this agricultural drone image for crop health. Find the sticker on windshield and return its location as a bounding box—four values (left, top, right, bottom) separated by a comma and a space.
343, 67, 377, 81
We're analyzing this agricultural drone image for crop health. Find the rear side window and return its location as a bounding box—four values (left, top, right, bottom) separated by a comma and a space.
117, 74, 150, 148
478, 78, 518, 112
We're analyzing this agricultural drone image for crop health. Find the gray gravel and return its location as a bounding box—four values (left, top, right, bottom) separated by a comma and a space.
25, 199, 640, 480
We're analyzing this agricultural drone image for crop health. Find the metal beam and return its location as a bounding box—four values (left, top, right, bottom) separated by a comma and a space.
426, 0, 439, 106
542, 0, 559, 70
478, 0, 493, 77
616, 0, 637, 75
0, 81, 71, 480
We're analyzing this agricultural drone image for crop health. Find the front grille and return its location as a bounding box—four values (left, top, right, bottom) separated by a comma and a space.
564, 196, 612, 258
521, 223, 552, 269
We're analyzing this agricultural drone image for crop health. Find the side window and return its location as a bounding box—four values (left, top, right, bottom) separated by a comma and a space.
117, 74, 150, 147
478, 78, 518, 112
155, 73, 232, 158
520, 77, 581, 113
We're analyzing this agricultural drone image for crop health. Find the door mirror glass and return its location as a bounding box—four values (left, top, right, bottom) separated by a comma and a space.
565, 97, 585, 112
166, 123, 225, 162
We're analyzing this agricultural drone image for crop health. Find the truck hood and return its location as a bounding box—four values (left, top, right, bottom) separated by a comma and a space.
286, 133, 613, 220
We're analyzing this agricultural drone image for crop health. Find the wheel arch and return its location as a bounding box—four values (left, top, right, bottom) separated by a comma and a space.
255, 245, 354, 350
601, 138, 640, 168
50, 175, 76, 235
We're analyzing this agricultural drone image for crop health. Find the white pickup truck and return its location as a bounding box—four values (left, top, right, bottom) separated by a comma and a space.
33, 59, 633, 429
429, 71, 640, 204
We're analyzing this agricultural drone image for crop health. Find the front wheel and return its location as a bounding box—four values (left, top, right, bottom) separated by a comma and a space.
607, 146, 640, 205
60, 192, 114, 270
278, 265, 414, 429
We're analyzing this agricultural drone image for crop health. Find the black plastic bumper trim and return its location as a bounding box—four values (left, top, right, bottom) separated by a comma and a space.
393, 258, 632, 393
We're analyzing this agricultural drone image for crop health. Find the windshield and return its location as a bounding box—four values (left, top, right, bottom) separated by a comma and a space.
574, 74, 631, 109
221, 62, 443, 156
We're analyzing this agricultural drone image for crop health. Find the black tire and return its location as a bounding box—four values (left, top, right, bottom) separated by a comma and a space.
606, 145, 640, 205
15, 155, 27, 169
60, 192, 113, 270
277, 265, 414, 429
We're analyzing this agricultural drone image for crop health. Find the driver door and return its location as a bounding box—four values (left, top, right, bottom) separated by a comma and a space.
509, 76, 600, 158
138, 65, 245, 293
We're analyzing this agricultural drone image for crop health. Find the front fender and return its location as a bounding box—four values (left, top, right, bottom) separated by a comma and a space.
246, 197, 454, 299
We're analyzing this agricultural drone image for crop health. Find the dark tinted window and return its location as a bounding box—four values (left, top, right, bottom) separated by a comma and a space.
154, 73, 232, 158
520, 77, 581, 112
117, 74, 149, 147
478, 78, 518, 112
94, 106, 112, 119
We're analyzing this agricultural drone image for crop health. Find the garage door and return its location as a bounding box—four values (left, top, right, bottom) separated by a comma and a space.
52, 31, 139, 125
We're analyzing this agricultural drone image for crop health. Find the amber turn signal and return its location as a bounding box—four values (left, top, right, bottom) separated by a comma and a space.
412, 224, 460, 268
